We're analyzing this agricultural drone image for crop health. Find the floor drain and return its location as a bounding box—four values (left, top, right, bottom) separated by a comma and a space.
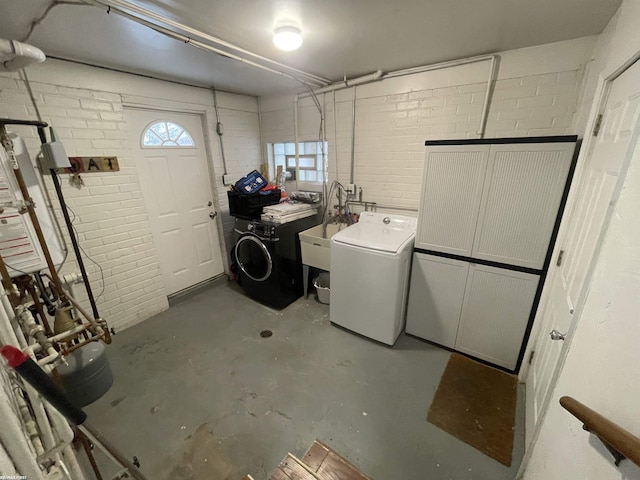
260, 330, 273, 338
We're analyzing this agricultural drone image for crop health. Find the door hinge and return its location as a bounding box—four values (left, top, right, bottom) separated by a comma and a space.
528, 350, 535, 365
593, 114, 603, 136
556, 249, 565, 267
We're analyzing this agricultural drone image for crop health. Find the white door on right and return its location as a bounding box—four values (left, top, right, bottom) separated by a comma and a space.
525, 59, 640, 445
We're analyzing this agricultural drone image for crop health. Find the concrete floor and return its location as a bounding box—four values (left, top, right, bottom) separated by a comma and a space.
84, 281, 524, 480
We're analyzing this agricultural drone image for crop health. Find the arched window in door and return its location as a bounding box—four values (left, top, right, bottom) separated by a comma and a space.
142, 120, 195, 147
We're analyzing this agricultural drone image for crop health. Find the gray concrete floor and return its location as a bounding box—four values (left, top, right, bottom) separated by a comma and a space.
84, 281, 524, 480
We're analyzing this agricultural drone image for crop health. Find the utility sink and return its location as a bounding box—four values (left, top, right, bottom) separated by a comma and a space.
299, 223, 346, 271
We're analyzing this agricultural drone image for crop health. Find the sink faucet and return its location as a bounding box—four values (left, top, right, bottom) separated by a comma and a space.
322, 180, 354, 237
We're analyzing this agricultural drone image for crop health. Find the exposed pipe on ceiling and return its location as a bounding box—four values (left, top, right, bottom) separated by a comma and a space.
81, 0, 331, 87
0, 39, 45, 71
299, 54, 500, 139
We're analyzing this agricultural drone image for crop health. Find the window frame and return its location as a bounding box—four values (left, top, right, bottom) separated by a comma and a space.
141, 120, 196, 148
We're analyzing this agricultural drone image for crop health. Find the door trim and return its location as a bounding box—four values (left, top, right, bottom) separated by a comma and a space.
124, 103, 227, 277
517, 50, 640, 478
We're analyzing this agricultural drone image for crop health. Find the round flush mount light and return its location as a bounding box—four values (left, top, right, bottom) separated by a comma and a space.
273, 26, 303, 51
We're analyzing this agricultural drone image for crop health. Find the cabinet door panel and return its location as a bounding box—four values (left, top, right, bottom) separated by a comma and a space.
405, 253, 469, 348
455, 264, 539, 370
416, 146, 489, 256
471, 143, 574, 269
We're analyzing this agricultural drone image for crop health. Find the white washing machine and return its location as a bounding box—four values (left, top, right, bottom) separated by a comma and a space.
330, 212, 417, 345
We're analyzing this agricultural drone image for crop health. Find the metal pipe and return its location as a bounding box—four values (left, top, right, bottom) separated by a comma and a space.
62, 444, 88, 480
350, 86, 357, 184
0, 369, 45, 479
0, 127, 67, 298
477, 55, 499, 138
293, 96, 300, 192
49, 170, 100, 319
78, 429, 104, 480
63, 292, 102, 332
27, 324, 90, 352
309, 70, 384, 95
0, 249, 19, 307
82, 0, 330, 86
331, 90, 338, 187
79, 423, 148, 480
212, 89, 229, 176
373, 204, 419, 213
0, 282, 28, 349
298, 54, 500, 139
321, 93, 327, 183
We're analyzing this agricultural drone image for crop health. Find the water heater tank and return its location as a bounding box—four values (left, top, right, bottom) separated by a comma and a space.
0, 134, 65, 276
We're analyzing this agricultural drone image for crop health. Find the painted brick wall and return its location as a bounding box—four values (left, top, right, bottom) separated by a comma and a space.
0, 60, 262, 331
259, 37, 595, 211
213, 93, 262, 257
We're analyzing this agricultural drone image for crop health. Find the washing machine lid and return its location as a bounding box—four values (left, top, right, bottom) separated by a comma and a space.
332, 212, 417, 253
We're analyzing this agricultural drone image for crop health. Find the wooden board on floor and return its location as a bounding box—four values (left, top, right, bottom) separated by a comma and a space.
303, 441, 371, 480
302, 441, 330, 471
278, 453, 320, 479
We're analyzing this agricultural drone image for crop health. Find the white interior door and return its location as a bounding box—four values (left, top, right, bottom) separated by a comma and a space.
525, 59, 640, 446
127, 108, 224, 295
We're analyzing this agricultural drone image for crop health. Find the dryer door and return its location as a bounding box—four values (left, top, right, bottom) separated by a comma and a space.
235, 235, 273, 282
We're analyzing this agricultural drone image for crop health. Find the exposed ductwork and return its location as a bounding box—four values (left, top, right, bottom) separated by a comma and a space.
0, 39, 46, 72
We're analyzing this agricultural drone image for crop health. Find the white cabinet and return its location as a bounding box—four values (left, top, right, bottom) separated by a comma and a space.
415, 146, 489, 256
455, 264, 539, 370
472, 143, 574, 269
405, 253, 469, 348
416, 141, 575, 269
406, 253, 540, 370
410, 137, 576, 370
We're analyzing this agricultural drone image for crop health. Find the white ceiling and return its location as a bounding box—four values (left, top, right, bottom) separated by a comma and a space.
1, 0, 621, 96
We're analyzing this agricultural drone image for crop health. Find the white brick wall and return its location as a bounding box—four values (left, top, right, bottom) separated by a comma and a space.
260, 38, 593, 211
0, 60, 262, 331
213, 92, 262, 255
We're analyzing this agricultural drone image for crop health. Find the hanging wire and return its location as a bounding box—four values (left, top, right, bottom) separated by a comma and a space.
21, 0, 87, 43
65, 205, 105, 302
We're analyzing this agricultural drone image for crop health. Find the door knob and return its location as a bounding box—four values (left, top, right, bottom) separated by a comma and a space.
209, 212, 217, 219
549, 330, 566, 341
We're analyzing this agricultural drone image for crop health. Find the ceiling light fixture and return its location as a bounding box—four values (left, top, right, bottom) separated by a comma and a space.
273, 26, 303, 51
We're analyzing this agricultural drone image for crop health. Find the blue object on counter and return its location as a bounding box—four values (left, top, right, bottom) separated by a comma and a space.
234, 170, 267, 194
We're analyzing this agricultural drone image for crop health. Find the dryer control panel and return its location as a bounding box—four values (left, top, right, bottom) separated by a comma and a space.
248, 221, 277, 240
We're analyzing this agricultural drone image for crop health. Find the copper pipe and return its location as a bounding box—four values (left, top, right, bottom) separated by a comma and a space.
79, 423, 148, 480
0, 126, 66, 297
0, 252, 19, 307
23, 276, 53, 336
76, 428, 104, 480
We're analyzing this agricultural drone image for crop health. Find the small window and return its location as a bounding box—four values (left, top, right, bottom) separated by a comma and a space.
142, 121, 195, 147
267, 140, 328, 187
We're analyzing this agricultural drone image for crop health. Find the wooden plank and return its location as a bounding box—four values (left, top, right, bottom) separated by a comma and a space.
314, 441, 371, 480
269, 468, 293, 480
302, 441, 330, 472
278, 453, 319, 480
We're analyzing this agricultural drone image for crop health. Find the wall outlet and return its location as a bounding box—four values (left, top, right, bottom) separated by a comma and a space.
223, 174, 237, 186
346, 183, 356, 194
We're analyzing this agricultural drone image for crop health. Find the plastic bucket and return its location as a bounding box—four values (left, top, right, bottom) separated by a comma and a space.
313, 272, 330, 304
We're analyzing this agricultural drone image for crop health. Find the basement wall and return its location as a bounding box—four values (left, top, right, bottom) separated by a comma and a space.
0, 59, 261, 331
259, 36, 596, 210
522, 0, 640, 478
